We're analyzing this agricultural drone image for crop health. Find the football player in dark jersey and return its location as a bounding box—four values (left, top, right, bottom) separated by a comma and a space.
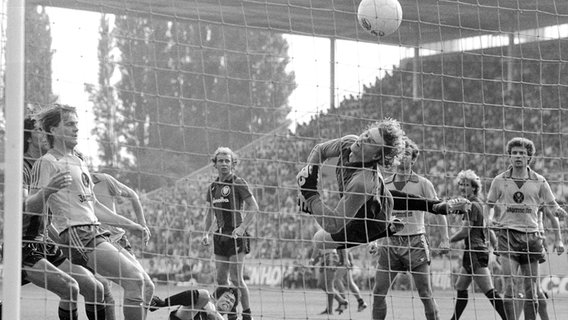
202, 147, 259, 320
450, 169, 506, 320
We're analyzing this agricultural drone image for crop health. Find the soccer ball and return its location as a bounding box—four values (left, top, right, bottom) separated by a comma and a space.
357, 0, 403, 37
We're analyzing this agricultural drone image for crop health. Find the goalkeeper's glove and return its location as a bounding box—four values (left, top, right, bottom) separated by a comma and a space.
297, 193, 313, 214
148, 296, 167, 312
296, 164, 320, 199
432, 197, 471, 215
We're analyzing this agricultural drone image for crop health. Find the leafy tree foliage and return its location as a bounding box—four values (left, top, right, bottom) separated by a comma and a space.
25, 5, 55, 106
90, 16, 296, 191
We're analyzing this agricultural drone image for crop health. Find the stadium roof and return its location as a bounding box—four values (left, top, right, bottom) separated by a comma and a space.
31, 0, 568, 47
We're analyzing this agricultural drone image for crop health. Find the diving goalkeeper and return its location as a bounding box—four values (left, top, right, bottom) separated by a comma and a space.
297, 119, 470, 249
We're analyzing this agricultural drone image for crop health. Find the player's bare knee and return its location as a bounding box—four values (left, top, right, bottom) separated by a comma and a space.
61, 278, 80, 301
81, 278, 105, 303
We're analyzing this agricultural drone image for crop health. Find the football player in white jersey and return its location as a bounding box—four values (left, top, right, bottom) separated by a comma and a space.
30, 104, 151, 320
370, 138, 448, 320
92, 172, 155, 318
487, 137, 566, 320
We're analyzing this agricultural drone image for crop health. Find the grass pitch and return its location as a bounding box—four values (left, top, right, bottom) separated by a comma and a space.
10, 283, 568, 319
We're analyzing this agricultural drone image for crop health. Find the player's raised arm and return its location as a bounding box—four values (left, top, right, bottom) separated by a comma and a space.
306, 136, 354, 164
389, 189, 470, 215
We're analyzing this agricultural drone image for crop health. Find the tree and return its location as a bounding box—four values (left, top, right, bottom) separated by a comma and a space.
86, 15, 121, 169
91, 15, 296, 191
25, 5, 55, 106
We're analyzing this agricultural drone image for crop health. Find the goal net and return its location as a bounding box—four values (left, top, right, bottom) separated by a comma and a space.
2, 0, 568, 319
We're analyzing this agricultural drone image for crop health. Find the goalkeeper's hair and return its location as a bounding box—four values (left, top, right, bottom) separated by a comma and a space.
35, 104, 78, 148
211, 146, 238, 166
213, 286, 239, 314
455, 169, 482, 197
506, 137, 535, 158
368, 118, 405, 168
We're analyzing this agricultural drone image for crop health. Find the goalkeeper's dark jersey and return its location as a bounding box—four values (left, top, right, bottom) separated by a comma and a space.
206, 173, 253, 231
334, 136, 392, 223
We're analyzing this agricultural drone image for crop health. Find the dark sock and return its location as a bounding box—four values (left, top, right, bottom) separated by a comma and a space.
425, 310, 440, 320
523, 299, 538, 320
504, 296, 516, 320
538, 296, 549, 320
372, 298, 387, 320
164, 290, 198, 307
451, 290, 468, 320
485, 289, 507, 320
58, 308, 78, 320
227, 313, 238, 320
85, 304, 106, 320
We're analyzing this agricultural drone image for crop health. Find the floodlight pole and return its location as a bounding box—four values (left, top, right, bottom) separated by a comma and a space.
412, 46, 419, 101
3, 0, 25, 319
507, 33, 514, 94
330, 38, 336, 109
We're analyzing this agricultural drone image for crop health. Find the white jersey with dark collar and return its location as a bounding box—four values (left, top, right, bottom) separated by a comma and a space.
385, 172, 437, 236
31, 150, 99, 233
487, 167, 556, 233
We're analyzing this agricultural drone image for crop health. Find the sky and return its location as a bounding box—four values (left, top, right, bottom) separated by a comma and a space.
46, 7, 409, 163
